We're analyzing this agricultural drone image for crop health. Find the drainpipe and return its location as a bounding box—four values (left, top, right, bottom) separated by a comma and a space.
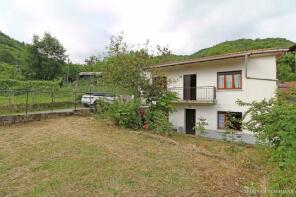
244, 53, 278, 81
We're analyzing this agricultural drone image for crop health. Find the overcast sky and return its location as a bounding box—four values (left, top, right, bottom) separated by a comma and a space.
0, 0, 295, 63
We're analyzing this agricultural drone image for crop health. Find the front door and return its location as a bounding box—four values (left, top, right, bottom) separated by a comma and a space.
183, 74, 196, 100
185, 109, 196, 135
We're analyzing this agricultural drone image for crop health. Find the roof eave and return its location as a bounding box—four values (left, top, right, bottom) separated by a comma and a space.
151, 48, 289, 69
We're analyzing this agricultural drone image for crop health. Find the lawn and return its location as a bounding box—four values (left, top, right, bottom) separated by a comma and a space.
0, 116, 272, 196
0, 91, 81, 115
0, 85, 130, 115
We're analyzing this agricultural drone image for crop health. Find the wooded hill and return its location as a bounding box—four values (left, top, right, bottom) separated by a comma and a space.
0, 30, 295, 81
0, 31, 28, 65
191, 38, 294, 58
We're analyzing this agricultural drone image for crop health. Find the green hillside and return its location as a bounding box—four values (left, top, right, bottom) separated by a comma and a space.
192, 38, 294, 58
0, 31, 28, 64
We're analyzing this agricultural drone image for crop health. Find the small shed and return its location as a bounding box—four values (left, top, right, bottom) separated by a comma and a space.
79, 72, 102, 80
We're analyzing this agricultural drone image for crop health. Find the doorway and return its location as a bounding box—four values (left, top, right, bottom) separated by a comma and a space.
183, 74, 196, 100
185, 109, 196, 135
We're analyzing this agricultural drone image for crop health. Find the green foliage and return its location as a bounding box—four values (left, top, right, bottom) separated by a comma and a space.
144, 92, 177, 135
0, 49, 15, 64
236, 99, 274, 137
145, 110, 174, 136
109, 100, 141, 129
24, 32, 67, 80
192, 38, 294, 57
61, 63, 82, 82
237, 98, 296, 190
193, 118, 208, 136
99, 33, 179, 135
277, 53, 296, 81
95, 98, 111, 114
0, 63, 24, 80
278, 87, 296, 104
221, 113, 244, 153
101, 33, 152, 96
0, 31, 28, 66
148, 91, 178, 114
0, 79, 59, 91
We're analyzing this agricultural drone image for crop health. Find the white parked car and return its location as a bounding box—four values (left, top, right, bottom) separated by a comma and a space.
81, 92, 115, 107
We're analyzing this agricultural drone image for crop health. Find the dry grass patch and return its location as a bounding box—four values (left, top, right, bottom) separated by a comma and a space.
0, 116, 271, 196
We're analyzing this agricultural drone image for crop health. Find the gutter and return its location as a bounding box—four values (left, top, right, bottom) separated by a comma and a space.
244, 53, 278, 81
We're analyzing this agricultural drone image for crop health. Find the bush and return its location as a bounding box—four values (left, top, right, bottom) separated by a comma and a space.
149, 91, 178, 114
95, 99, 111, 114
145, 110, 174, 136
0, 79, 59, 91
109, 100, 141, 129
264, 102, 296, 190
193, 118, 208, 136
0, 63, 24, 80
237, 99, 296, 191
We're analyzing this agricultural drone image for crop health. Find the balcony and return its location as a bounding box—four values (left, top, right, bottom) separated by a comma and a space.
168, 86, 216, 104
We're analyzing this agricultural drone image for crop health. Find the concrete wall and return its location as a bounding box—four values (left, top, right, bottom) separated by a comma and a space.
0, 109, 91, 126
162, 55, 277, 133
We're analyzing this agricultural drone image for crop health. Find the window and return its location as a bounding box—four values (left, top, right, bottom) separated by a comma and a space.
217, 111, 242, 131
217, 71, 242, 89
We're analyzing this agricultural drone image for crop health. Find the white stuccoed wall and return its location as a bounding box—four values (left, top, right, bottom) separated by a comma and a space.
160, 55, 277, 133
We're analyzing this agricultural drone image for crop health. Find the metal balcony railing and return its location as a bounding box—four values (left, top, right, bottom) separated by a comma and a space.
168, 86, 216, 104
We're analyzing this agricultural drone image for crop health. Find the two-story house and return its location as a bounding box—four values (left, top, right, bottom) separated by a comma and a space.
151, 48, 289, 143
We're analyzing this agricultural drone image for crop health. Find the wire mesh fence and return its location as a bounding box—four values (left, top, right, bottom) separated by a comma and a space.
0, 89, 87, 115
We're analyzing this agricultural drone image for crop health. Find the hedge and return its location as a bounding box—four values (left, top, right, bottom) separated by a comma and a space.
0, 79, 59, 91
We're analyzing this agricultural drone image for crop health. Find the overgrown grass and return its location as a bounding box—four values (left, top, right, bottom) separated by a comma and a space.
0, 116, 274, 196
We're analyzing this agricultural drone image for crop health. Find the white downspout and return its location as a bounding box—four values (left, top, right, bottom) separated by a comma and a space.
244, 53, 278, 81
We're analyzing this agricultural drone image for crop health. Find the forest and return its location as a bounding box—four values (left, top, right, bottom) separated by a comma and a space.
0, 30, 295, 91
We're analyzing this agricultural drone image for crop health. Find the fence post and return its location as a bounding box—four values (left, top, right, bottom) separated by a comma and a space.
74, 91, 77, 110
25, 90, 29, 115
12, 89, 15, 113
51, 91, 54, 112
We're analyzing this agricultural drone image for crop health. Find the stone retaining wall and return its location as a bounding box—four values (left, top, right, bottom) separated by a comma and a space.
0, 109, 91, 126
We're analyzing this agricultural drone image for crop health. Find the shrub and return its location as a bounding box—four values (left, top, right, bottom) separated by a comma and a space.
95, 99, 111, 114
149, 91, 178, 114
109, 100, 141, 129
237, 99, 296, 191
145, 110, 174, 136
193, 118, 208, 136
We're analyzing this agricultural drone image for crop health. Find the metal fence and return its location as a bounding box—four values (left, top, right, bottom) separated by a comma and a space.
0, 89, 87, 115
168, 86, 216, 103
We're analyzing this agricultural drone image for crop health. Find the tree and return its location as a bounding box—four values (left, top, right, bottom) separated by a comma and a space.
237, 97, 296, 190
62, 63, 82, 83
101, 33, 152, 96
85, 55, 99, 67
0, 63, 23, 80
106, 31, 128, 57
0, 49, 15, 64
277, 53, 296, 81
25, 32, 67, 80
